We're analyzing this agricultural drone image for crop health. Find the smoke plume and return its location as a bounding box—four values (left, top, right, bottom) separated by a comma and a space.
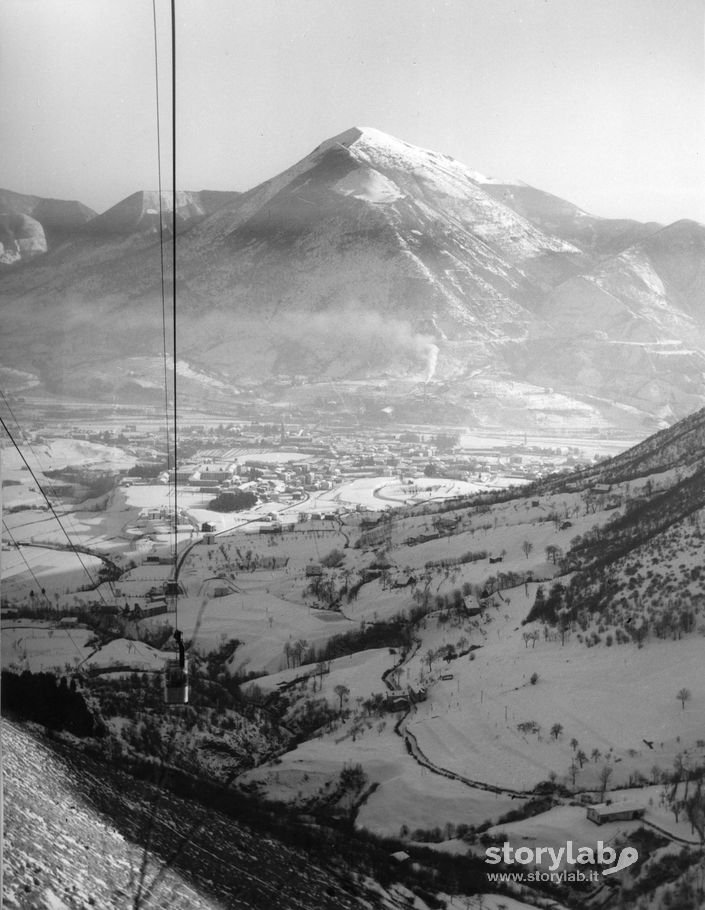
425, 343, 439, 382
263, 303, 437, 377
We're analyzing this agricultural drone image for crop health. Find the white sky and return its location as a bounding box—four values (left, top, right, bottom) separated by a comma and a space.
1, 0, 703, 224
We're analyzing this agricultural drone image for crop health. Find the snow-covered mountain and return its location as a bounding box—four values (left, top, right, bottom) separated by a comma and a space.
2, 127, 704, 432
87, 189, 241, 234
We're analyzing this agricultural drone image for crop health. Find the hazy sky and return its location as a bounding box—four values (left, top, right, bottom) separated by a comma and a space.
2, 0, 703, 224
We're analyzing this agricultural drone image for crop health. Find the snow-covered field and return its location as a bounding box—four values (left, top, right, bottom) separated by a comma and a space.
243, 647, 395, 701
403, 585, 705, 792
174, 590, 353, 673
1, 544, 105, 602
1, 625, 174, 676
2, 624, 95, 673
241, 715, 524, 837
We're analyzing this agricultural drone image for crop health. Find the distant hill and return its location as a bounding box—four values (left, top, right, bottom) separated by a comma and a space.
87, 189, 241, 234
0, 188, 96, 264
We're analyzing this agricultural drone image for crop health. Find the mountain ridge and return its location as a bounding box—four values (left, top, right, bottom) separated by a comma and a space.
2, 127, 704, 433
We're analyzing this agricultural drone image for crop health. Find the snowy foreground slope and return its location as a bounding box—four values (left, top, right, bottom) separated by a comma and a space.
4, 719, 471, 910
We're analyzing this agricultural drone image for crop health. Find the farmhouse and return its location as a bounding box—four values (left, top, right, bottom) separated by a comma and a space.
259, 522, 282, 534
385, 693, 410, 711
589, 483, 612, 495
392, 572, 416, 588
463, 595, 485, 617
124, 602, 168, 620
586, 801, 645, 825
435, 517, 460, 533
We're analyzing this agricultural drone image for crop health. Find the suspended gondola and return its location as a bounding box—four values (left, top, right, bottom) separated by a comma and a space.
164, 628, 188, 705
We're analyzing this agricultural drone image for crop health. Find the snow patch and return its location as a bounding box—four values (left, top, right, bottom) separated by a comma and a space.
468, 170, 528, 187
333, 167, 403, 204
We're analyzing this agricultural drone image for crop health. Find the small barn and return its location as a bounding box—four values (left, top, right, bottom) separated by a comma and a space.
586, 802, 645, 825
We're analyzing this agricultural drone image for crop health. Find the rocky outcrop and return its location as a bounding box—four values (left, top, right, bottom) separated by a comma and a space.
0, 188, 96, 265
0, 212, 47, 264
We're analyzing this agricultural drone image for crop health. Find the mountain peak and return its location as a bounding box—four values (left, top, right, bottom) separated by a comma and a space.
312, 127, 526, 189
313, 126, 410, 157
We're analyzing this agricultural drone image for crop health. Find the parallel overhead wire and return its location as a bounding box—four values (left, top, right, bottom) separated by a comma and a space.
151, 0, 180, 631
151, 0, 173, 509
1, 520, 53, 609
0, 415, 110, 606
170, 0, 180, 631
0, 389, 87, 553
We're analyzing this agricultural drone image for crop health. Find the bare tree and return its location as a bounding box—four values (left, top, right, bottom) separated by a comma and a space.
315, 660, 328, 691
685, 780, 705, 845
545, 544, 562, 564
334, 684, 350, 713
522, 540, 533, 560
677, 687, 691, 710
338, 763, 369, 823
599, 764, 613, 801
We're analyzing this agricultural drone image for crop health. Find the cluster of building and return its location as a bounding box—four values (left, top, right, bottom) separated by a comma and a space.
157, 427, 566, 494
32, 417, 596, 499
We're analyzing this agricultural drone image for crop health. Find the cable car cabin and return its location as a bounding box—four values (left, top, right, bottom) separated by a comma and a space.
164, 658, 189, 705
